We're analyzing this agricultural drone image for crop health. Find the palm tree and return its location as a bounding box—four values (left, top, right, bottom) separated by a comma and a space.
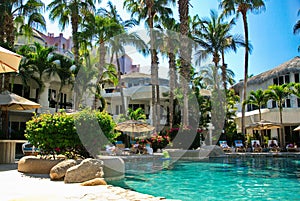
48, 53, 75, 111
178, 0, 190, 128
0, 0, 46, 92
244, 89, 267, 121
128, 108, 147, 121
47, 0, 99, 64
18, 42, 56, 105
289, 82, 300, 98
220, 0, 266, 135
124, 0, 175, 129
100, 2, 147, 115
160, 17, 180, 129
194, 10, 244, 90
293, 9, 300, 52
265, 84, 290, 147
0, 0, 46, 48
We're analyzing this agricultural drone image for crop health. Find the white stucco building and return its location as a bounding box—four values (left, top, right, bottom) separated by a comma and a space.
232, 56, 300, 147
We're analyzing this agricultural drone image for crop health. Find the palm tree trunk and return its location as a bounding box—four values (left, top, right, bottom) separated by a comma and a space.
71, 15, 79, 65
221, 49, 227, 90
169, 52, 176, 129
116, 52, 125, 115
178, 0, 190, 128
279, 106, 285, 147
241, 12, 250, 136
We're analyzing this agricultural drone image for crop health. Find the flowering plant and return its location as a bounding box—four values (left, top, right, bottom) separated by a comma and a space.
150, 133, 170, 150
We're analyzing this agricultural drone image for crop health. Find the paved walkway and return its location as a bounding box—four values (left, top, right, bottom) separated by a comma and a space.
0, 162, 177, 201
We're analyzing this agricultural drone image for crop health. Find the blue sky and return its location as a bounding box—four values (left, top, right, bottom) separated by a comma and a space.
44, 0, 300, 82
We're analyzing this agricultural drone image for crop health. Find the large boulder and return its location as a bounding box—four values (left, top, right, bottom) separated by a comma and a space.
18, 156, 62, 174
64, 158, 104, 183
50, 159, 77, 180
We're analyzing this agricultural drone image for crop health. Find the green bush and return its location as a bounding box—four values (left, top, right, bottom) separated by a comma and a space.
25, 109, 118, 158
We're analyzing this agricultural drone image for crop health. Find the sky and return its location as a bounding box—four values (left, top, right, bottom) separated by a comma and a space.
43, 0, 300, 82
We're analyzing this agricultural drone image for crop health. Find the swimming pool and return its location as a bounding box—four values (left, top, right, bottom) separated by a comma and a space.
110, 157, 300, 201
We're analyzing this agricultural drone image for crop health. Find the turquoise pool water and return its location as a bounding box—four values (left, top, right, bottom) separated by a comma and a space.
110, 157, 300, 201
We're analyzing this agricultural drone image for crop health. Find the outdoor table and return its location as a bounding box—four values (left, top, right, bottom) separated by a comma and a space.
0, 140, 27, 163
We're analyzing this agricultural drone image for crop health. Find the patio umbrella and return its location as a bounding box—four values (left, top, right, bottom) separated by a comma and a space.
246, 120, 282, 146
246, 119, 281, 131
293, 126, 300, 131
0, 46, 22, 73
115, 120, 155, 144
0, 90, 41, 138
115, 120, 155, 133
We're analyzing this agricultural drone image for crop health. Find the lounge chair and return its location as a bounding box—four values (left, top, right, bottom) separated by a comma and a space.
234, 140, 246, 152
115, 141, 130, 155
219, 140, 232, 152
268, 140, 281, 152
251, 140, 262, 152
22, 142, 40, 156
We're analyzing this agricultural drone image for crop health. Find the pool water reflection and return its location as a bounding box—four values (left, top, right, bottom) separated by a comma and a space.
110, 157, 300, 201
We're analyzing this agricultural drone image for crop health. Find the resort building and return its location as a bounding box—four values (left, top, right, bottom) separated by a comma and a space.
1, 32, 74, 139
102, 72, 170, 126
232, 56, 300, 146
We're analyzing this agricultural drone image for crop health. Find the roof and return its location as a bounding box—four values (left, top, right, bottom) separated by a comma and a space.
121, 72, 151, 79
232, 56, 300, 90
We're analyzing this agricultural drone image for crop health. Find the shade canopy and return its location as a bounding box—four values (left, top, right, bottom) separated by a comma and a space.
0, 46, 22, 73
294, 126, 300, 131
0, 90, 41, 110
130, 85, 169, 100
246, 119, 282, 131
115, 120, 155, 133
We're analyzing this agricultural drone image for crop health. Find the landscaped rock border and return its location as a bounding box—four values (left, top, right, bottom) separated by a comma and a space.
18, 155, 125, 181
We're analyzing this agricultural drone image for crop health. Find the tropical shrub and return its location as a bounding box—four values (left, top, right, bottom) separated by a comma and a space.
25, 109, 118, 158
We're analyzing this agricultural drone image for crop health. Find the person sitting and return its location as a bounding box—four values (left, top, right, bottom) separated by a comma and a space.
268, 140, 280, 152
105, 144, 116, 155
252, 140, 262, 152
234, 140, 246, 152
145, 140, 153, 155
131, 140, 141, 154
286, 142, 298, 152
219, 141, 231, 152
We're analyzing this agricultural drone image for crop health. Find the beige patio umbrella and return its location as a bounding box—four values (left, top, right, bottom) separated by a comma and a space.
0, 46, 22, 73
246, 119, 282, 131
293, 126, 300, 131
115, 120, 155, 145
0, 90, 41, 138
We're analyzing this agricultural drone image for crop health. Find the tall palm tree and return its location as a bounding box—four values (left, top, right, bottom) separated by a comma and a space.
0, 0, 46, 48
81, 14, 122, 109
265, 84, 290, 147
293, 8, 300, 52
160, 17, 180, 129
100, 1, 147, 115
244, 89, 267, 121
124, 0, 175, 129
220, 0, 266, 135
194, 10, 244, 90
47, 0, 99, 65
178, 0, 190, 128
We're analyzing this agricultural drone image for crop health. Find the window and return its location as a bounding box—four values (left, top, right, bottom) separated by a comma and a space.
295, 73, 299, 83
273, 74, 290, 85
272, 101, 277, 108
298, 98, 300, 107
